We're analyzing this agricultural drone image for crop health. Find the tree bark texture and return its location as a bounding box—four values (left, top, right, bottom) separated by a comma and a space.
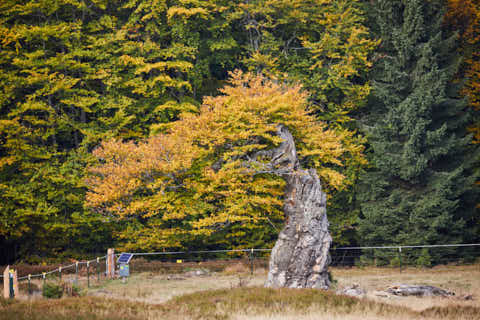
262, 125, 332, 289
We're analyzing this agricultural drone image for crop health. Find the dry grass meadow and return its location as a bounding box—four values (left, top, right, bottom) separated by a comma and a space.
1, 260, 479, 320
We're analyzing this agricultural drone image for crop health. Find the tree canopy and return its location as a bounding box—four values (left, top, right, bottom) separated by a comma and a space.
86, 71, 353, 250
0, 0, 478, 264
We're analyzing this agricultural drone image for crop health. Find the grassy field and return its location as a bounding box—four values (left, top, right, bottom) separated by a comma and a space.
1, 262, 479, 320
333, 264, 480, 312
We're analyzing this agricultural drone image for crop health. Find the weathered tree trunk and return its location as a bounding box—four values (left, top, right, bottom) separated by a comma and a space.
261, 125, 332, 289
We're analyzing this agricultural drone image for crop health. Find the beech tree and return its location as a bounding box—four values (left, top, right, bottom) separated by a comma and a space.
222, 0, 377, 245
4, 0, 479, 263
0, 0, 376, 260
87, 71, 357, 251
0, 0, 237, 260
0, 0, 118, 260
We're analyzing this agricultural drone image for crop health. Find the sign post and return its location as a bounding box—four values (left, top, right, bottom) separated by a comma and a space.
117, 253, 133, 284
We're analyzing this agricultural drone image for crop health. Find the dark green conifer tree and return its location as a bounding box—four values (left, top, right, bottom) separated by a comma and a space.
358, 0, 479, 265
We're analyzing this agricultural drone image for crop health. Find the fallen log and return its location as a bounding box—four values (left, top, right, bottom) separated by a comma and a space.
387, 285, 454, 297
336, 284, 366, 297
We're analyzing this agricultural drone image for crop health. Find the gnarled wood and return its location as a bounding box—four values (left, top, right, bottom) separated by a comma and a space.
260, 125, 332, 289
337, 284, 367, 297
387, 285, 454, 297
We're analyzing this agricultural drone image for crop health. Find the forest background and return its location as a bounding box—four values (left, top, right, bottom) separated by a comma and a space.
0, 0, 479, 266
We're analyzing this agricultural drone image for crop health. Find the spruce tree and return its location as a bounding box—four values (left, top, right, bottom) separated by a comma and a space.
358, 0, 479, 265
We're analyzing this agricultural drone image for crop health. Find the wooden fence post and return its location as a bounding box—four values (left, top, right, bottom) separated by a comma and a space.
398, 247, 402, 273
97, 257, 100, 282
3, 266, 9, 299
107, 248, 115, 279
3, 267, 18, 299
28, 274, 31, 297
75, 262, 79, 284
87, 261, 90, 287
13, 270, 18, 298
249, 249, 254, 275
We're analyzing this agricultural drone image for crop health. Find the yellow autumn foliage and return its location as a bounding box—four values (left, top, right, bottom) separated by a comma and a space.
86, 71, 358, 250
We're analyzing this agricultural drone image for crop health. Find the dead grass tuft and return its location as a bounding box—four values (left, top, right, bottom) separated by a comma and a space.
223, 262, 250, 275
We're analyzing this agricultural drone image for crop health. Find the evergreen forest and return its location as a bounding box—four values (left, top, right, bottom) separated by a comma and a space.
0, 0, 479, 265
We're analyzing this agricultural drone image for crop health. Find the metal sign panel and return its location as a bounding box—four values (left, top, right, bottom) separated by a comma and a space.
119, 264, 130, 277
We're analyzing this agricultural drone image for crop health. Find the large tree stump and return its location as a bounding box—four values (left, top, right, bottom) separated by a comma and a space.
260, 125, 332, 289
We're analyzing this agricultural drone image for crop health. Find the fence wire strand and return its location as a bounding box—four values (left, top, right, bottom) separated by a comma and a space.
0, 255, 107, 280
2, 243, 480, 282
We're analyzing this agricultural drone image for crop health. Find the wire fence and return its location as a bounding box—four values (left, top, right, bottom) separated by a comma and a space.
330, 243, 480, 267
1, 243, 479, 298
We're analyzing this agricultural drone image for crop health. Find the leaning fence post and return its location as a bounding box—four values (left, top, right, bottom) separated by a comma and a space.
87, 261, 90, 288
398, 247, 402, 273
